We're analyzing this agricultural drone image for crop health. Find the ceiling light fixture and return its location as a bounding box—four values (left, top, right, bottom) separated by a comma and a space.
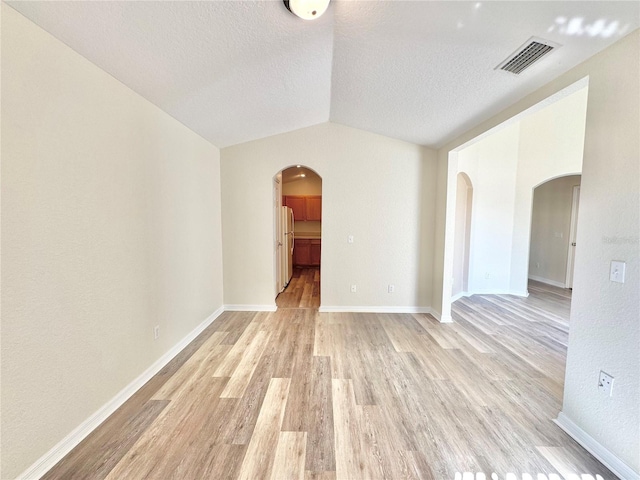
284, 0, 330, 20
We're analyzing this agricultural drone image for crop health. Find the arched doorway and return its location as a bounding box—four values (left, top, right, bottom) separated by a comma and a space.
452, 173, 473, 300
528, 174, 581, 289
274, 165, 322, 308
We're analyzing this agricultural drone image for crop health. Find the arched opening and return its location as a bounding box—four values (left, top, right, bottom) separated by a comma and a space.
440, 78, 588, 322
528, 174, 582, 290
273, 165, 322, 308
452, 173, 473, 300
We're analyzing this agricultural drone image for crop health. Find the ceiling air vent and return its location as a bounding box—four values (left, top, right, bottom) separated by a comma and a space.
496, 37, 560, 75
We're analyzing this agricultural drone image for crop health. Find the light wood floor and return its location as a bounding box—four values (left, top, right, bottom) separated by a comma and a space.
277, 267, 321, 309
43, 279, 614, 479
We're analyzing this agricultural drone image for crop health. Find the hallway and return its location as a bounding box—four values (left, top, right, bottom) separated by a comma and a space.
276, 267, 320, 309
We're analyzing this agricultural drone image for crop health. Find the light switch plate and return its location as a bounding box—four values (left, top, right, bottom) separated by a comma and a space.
610, 261, 626, 283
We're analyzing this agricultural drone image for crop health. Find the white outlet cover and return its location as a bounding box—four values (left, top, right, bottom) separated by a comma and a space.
598, 370, 614, 396
610, 261, 626, 283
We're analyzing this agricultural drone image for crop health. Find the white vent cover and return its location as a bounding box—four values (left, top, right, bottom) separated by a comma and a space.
496, 37, 560, 75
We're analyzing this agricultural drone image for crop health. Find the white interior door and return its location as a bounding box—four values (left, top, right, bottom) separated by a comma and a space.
565, 185, 580, 288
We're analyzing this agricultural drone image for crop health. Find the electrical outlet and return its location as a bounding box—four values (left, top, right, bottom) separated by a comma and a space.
598, 370, 614, 396
388, 284, 395, 293
350, 284, 357, 293
610, 261, 626, 283
485, 272, 492, 279
348, 235, 354, 244
154, 325, 160, 340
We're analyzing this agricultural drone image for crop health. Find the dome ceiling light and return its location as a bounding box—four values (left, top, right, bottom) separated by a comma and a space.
284, 0, 330, 20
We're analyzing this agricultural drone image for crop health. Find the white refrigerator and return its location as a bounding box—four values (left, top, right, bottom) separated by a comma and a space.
280, 206, 294, 289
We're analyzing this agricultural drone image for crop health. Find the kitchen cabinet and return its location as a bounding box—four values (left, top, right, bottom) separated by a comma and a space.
294, 239, 310, 266
284, 196, 306, 222
284, 195, 321, 221
305, 196, 322, 221
310, 239, 321, 265
294, 239, 321, 267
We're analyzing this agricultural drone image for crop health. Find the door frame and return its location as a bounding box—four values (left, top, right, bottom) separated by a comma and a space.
273, 165, 323, 302
565, 185, 581, 288
273, 175, 283, 296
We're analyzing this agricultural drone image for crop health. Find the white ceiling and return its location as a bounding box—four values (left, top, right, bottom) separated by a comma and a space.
6, 1, 639, 148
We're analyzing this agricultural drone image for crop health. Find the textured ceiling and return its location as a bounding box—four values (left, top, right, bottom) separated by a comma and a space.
6, 1, 639, 148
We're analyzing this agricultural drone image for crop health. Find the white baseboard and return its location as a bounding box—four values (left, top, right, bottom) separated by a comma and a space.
468, 289, 529, 297
469, 288, 510, 295
529, 275, 567, 289
451, 291, 471, 302
224, 304, 277, 312
318, 305, 433, 314
554, 412, 639, 480
17, 306, 225, 480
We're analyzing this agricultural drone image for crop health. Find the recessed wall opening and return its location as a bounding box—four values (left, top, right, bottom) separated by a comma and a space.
452, 173, 473, 301
273, 165, 322, 309
440, 76, 589, 323
528, 175, 582, 290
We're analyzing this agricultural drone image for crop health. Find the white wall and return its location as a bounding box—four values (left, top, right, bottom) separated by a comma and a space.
221, 122, 437, 310
457, 123, 521, 294
529, 175, 581, 286
562, 31, 639, 474
433, 30, 640, 474
1, 6, 224, 478
452, 174, 472, 297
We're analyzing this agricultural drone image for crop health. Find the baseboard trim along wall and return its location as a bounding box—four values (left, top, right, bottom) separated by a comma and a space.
318, 305, 436, 315
469, 289, 529, 297
528, 275, 567, 289
554, 412, 639, 480
439, 314, 453, 323
451, 291, 471, 302
429, 309, 446, 322
224, 304, 277, 312
17, 306, 225, 480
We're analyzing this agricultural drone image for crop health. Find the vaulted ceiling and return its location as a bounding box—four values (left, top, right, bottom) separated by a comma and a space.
6, 1, 639, 148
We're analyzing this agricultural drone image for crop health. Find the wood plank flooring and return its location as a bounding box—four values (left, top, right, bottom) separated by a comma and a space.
42, 279, 615, 479
277, 268, 321, 309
